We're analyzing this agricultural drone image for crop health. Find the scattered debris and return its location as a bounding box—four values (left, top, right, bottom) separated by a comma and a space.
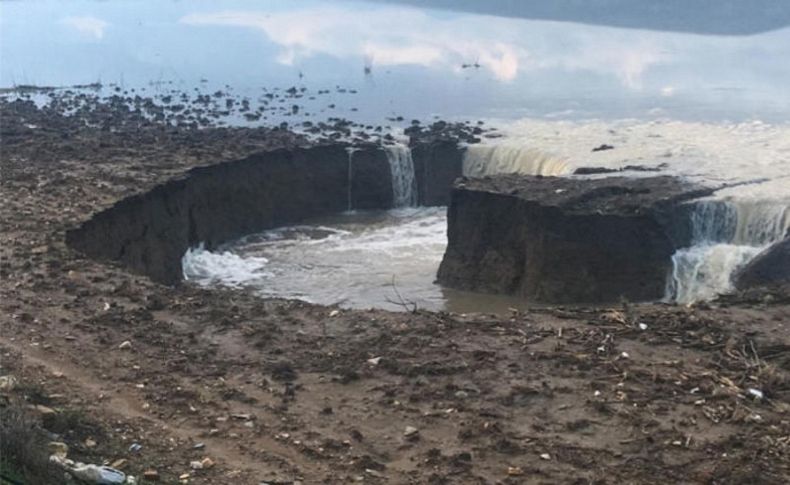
48, 441, 69, 458
51, 455, 128, 484
143, 469, 160, 481
403, 426, 419, 439
0, 375, 17, 391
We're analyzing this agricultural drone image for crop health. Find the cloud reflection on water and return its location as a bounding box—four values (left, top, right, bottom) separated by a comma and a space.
2, 0, 789, 121
181, 8, 523, 81
60, 16, 109, 40
180, 7, 669, 87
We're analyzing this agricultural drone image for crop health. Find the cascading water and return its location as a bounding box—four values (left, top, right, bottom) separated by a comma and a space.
383, 144, 418, 207
183, 119, 789, 311
346, 147, 357, 211
668, 199, 790, 303
463, 144, 572, 177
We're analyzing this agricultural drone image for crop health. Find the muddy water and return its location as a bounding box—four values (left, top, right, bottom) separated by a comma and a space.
183, 207, 530, 313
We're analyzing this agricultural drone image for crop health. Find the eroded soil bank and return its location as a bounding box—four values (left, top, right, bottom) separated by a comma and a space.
2, 97, 790, 484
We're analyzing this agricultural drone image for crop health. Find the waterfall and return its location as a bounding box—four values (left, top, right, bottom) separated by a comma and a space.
668, 199, 789, 303
383, 143, 417, 207
463, 144, 572, 177
346, 147, 357, 211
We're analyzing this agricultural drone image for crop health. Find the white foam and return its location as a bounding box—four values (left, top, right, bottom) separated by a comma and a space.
668, 243, 764, 304
182, 244, 271, 287
473, 118, 790, 198
182, 208, 449, 310
665, 198, 789, 302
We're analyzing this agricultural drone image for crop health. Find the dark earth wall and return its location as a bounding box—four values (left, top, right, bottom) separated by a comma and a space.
437, 175, 713, 303
411, 139, 464, 206
736, 236, 790, 289
66, 142, 464, 284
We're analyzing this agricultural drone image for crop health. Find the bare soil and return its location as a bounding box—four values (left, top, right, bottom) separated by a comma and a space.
2, 96, 790, 484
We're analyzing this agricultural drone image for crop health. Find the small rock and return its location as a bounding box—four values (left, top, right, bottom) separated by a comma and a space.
84, 438, 97, 448
34, 404, 57, 416
0, 375, 17, 391
329, 310, 340, 317
200, 457, 215, 469
748, 388, 764, 400
365, 468, 385, 478
404, 426, 419, 438
143, 469, 160, 481
111, 459, 128, 470
118, 340, 132, 350
48, 441, 69, 458
507, 466, 524, 476
190, 460, 204, 470
193, 442, 205, 449
366, 357, 382, 366
129, 443, 142, 453
540, 453, 551, 460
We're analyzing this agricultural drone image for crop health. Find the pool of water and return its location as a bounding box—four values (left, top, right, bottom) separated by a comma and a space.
183, 207, 536, 313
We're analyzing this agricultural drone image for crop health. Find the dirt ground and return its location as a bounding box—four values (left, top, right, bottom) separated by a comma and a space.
2, 96, 790, 484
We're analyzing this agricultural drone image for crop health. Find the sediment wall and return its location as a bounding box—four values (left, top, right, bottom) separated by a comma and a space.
437, 175, 714, 303
736, 236, 790, 289
412, 139, 465, 206
66, 141, 464, 284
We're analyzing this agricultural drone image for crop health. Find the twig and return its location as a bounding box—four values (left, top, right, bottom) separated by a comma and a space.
385, 275, 417, 313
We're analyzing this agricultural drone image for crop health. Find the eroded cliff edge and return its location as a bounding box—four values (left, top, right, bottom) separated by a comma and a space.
437, 175, 714, 303
65, 141, 463, 285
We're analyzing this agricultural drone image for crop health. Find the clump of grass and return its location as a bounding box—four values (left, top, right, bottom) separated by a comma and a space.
42, 408, 101, 441
0, 402, 64, 484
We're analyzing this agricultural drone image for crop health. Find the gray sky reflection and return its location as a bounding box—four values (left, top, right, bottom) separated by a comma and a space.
2, 0, 789, 122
